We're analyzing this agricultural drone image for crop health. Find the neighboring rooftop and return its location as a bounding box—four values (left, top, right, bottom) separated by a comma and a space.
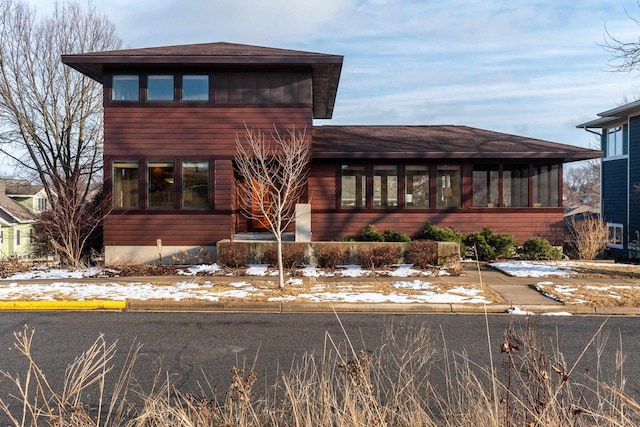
61, 42, 343, 119
312, 125, 602, 161
576, 99, 640, 129
1, 179, 44, 196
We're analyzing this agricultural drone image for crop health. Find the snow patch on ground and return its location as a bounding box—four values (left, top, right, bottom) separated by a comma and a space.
490, 261, 577, 278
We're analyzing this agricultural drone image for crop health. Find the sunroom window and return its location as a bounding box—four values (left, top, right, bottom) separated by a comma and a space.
341, 165, 366, 207
373, 165, 398, 207
405, 165, 429, 207
533, 165, 559, 207
503, 167, 529, 207
472, 166, 499, 207
436, 165, 461, 208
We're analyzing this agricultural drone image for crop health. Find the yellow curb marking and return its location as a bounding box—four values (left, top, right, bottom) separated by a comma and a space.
0, 301, 127, 311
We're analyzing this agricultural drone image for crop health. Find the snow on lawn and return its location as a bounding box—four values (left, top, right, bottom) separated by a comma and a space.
0, 260, 502, 304
535, 281, 640, 306
490, 261, 577, 278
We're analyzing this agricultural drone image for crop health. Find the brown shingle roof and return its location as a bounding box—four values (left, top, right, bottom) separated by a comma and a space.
1, 179, 44, 196
61, 42, 343, 119
311, 125, 602, 161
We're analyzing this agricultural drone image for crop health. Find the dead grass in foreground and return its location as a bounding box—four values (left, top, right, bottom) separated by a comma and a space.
565, 262, 640, 279
1, 320, 639, 426
536, 282, 640, 306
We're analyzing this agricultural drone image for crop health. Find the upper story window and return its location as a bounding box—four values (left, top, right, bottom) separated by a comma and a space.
606, 126, 624, 157
182, 75, 209, 101
112, 75, 139, 101
147, 75, 174, 101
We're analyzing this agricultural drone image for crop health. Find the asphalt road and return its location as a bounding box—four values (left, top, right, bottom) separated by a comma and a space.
0, 312, 639, 420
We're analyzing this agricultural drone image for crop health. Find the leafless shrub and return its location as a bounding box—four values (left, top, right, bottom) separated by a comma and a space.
0, 255, 32, 277
314, 245, 349, 269
567, 214, 608, 260
405, 240, 438, 268
217, 244, 250, 268
355, 245, 401, 269
263, 243, 306, 269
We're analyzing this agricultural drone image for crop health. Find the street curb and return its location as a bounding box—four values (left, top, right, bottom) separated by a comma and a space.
0, 300, 127, 311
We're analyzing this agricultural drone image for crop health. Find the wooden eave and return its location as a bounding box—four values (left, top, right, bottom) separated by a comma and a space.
311, 125, 602, 162
61, 42, 343, 119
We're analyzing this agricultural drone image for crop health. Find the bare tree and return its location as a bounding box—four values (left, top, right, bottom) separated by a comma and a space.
601, 2, 640, 73
0, 1, 121, 266
563, 159, 600, 208
234, 126, 311, 289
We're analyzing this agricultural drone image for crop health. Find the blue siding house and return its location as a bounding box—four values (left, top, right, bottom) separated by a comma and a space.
578, 101, 640, 258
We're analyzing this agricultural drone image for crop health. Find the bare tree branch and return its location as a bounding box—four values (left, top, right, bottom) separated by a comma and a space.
0, 0, 121, 265
234, 125, 311, 289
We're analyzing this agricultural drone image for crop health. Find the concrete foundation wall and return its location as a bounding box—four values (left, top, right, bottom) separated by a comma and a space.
105, 245, 217, 265
216, 240, 460, 268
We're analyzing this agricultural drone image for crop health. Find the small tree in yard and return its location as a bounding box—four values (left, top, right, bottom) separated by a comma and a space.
567, 214, 608, 260
234, 126, 311, 289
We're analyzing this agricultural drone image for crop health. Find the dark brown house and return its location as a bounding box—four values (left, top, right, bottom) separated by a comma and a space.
62, 42, 600, 264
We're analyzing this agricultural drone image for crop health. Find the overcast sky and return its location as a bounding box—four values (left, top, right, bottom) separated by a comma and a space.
30, 0, 640, 152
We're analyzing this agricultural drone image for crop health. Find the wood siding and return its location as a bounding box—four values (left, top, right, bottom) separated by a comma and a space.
104, 106, 313, 158
307, 210, 564, 245
104, 105, 312, 247
104, 213, 231, 246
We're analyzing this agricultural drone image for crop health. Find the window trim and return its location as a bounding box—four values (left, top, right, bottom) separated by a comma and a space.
606, 223, 624, 249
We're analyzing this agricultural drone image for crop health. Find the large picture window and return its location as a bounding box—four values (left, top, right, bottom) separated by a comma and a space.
373, 165, 398, 207
405, 165, 429, 207
436, 165, 461, 208
147, 161, 175, 208
341, 165, 366, 207
112, 161, 139, 208
182, 161, 209, 209
112, 75, 139, 101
